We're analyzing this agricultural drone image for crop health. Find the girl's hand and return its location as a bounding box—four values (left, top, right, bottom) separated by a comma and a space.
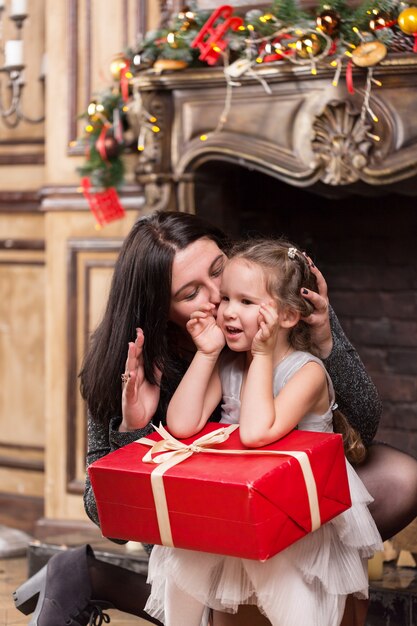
120, 328, 162, 432
252, 302, 279, 356
301, 257, 333, 359
187, 303, 225, 356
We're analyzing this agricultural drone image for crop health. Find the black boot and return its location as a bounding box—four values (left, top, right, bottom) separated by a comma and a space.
13, 544, 162, 625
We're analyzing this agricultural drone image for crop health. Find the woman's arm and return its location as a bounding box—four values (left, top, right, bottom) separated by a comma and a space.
120, 328, 162, 432
301, 263, 382, 446
323, 307, 382, 445
83, 412, 153, 527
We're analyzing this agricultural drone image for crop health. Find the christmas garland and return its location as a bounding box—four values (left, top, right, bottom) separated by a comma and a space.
77, 0, 417, 224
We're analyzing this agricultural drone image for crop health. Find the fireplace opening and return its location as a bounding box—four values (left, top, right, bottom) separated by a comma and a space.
194, 161, 417, 457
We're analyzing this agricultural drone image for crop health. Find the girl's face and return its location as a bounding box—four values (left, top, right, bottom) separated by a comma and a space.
169, 238, 226, 329
217, 258, 273, 351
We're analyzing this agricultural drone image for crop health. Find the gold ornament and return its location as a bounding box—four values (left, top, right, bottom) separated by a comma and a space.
110, 53, 128, 80
177, 5, 197, 31
316, 9, 340, 37
351, 40, 387, 67
166, 32, 178, 48
295, 33, 322, 59
398, 7, 417, 36
153, 59, 189, 71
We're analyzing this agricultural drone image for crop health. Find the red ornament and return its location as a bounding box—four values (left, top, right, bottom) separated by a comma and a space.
259, 34, 293, 63
191, 5, 244, 65
368, 9, 396, 32
316, 9, 341, 37
95, 126, 121, 162
81, 178, 125, 227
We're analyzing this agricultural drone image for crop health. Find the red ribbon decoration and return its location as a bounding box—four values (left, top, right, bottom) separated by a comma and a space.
260, 33, 294, 63
95, 124, 112, 162
191, 5, 244, 65
120, 60, 130, 102
346, 59, 355, 94
413, 34, 417, 53
120, 59, 130, 102
81, 177, 126, 227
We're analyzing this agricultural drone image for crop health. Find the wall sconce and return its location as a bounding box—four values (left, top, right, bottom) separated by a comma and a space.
0, 0, 45, 127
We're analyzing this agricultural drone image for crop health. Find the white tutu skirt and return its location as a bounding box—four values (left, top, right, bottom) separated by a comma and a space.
145, 462, 383, 626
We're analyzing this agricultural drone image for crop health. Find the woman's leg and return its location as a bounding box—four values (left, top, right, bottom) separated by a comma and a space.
212, 606, 270, 626
339, 596, 369, 626
355, 441, 417, 540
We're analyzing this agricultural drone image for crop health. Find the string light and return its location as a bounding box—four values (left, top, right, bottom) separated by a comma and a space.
331, 58, 342, 86
130, 78, 161, 154
352, 26, 366, 41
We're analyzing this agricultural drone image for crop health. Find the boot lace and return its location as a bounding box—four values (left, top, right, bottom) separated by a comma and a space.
67, 600, 111, 626
88, 603, 111, 626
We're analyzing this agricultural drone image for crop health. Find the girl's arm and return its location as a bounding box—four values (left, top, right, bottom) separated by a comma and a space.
240, 358, 327, 448
166, 306, 224, 438
84, 410, 153, 533
239, 302, 328, 448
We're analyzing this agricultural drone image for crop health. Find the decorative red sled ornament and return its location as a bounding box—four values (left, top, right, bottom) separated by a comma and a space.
191, 5, 244, 65
81, 177, 126, 228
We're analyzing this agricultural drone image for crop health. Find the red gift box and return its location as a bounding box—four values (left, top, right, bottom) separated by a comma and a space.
88, 423, 351, 561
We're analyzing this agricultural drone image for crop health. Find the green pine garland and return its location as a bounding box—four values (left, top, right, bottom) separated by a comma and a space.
77, 0, 415, 189
77, 89, 126, 189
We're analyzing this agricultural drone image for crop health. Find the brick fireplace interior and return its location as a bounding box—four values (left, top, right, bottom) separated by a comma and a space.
194, 161, 417, 458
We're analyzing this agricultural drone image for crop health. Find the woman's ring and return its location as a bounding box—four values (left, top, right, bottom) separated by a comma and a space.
121, 372, 130, 384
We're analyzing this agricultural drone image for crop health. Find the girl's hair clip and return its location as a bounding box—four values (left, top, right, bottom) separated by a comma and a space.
288, 247, 298, 260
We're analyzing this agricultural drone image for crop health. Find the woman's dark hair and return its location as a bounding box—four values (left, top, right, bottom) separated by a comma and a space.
79, 210, 228, 423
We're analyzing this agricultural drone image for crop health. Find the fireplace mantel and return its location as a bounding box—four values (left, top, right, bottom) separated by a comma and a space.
134, 55, 417, 212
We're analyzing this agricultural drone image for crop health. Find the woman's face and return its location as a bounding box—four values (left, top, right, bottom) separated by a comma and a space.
169, 238, 226, 329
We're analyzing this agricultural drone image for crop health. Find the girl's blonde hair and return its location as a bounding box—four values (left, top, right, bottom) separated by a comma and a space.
229, 238, 366, 464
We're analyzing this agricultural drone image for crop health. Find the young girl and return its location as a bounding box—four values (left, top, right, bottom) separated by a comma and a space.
145, 238, 383, 626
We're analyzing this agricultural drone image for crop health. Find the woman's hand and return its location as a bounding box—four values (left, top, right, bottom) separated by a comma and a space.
187, 303, 225, 357
251, 302, 279, 356
120, 328, 161, 432
301, 258, 333, 359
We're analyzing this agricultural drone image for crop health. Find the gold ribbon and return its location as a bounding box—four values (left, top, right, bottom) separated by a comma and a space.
137, 424, 321, 548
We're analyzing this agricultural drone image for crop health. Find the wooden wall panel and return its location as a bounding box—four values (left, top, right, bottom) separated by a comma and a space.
43, 201, 143, 522
66, 240, 123, 493
68, 0, 150, 152
0, 204, 46, 528
0, 252, 45, 448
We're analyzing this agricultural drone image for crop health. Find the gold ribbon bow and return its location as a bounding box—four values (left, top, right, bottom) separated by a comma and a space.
137, 424, 320, 548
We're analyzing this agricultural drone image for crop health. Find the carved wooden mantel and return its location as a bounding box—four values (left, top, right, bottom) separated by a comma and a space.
134, 54, 417, 212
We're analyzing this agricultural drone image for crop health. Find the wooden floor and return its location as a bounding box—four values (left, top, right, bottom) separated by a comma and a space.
0, 555, 153, 625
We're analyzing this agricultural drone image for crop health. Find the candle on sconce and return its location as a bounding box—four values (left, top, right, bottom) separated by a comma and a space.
39, 53, 47, 79
4, 40, 24, 68
10, 0, 28, 16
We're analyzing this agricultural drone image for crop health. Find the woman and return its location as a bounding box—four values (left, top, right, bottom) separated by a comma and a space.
83, 211, 417, 626
15, 210, 417, 626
